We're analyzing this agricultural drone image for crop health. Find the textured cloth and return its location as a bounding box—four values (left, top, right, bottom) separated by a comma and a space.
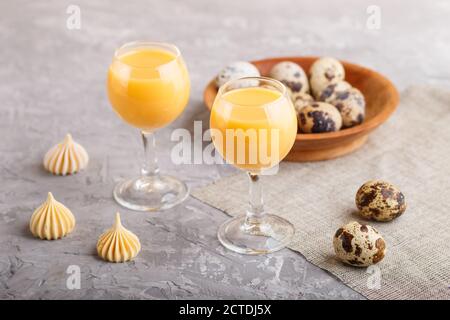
192, 86, 450, 300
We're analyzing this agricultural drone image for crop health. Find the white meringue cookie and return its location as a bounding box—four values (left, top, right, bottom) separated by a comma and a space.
43, 134, 88, 175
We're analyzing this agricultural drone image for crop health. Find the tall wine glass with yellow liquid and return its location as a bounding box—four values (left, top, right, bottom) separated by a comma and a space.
107, 41, 190, 211
210, 77, 297, 254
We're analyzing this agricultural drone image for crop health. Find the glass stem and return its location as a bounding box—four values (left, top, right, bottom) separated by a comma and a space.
141, 131, 160, 177
245, 172, 265, 226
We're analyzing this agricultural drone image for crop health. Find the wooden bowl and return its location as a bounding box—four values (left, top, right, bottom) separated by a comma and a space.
203, 56, 399, 162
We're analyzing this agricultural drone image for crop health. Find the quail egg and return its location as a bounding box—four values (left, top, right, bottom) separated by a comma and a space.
298, 102, 342, 133
356, 180, 406, 222
317, 81, 352, 103
309, 57, 345, 98
269, 61, 309, 95
215, 61, 260, 88
291, 92, 314, 113
329, 87, 365, 128
333, 221, 386, 267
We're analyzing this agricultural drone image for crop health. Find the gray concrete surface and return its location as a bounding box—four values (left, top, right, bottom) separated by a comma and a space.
0, 0, 449, 299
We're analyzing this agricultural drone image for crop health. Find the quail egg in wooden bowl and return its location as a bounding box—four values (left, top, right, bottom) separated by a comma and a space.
203, 56, 399, 162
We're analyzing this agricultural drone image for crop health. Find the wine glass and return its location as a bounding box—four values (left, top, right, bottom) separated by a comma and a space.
210, 77, 297, 254
107, 41, 190, 211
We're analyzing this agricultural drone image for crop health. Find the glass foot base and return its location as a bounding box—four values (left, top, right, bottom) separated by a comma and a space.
113, 175, 189, 212
217, 214, 294, 255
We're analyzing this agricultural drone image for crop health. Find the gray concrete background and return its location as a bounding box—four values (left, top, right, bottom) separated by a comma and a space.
0, 0, 449, 299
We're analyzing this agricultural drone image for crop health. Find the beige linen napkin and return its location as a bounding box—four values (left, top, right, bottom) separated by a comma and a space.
192, 86, 450, 300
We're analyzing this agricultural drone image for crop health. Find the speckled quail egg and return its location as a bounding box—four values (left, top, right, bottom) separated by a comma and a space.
215, 61, 260, 88
333, 221, 386, 267
291, 92, 314, 113
269, 61, 310, 95
355, 180, 406, 222
317, 81, 352, 103
329, 87, 365, 128
298, 102, 342, 133
309, 57, 345, 98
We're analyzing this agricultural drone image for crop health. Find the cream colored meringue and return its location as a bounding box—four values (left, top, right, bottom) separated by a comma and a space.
97, 212, 141, 263
43, 133, 88, 175
30, 192, 76, 240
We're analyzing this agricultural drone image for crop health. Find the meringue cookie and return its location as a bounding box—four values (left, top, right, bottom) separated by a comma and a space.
30, 192, 76, 240
97, 212, 141, 263
43, 134, 88, 176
